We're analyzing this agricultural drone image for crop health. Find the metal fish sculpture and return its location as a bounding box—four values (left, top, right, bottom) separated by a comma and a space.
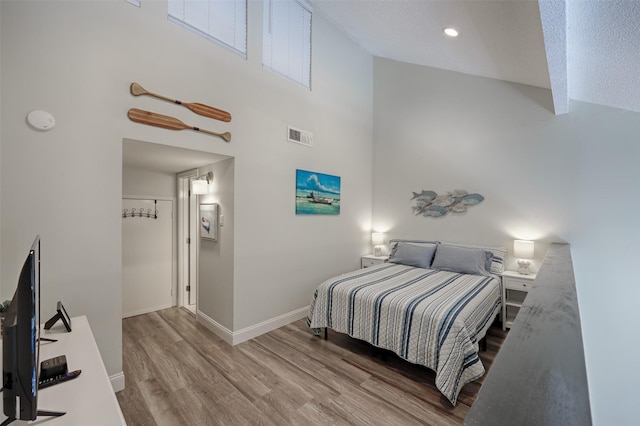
411, 190, 437, 201
411, 189, 484, 217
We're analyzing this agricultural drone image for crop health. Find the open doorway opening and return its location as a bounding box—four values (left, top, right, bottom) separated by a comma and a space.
122, 138, 231, 319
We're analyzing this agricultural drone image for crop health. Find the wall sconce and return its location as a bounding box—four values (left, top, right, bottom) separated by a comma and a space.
513, 239, 535, 275
372, 232, 385, 256
192, 171, 213, 195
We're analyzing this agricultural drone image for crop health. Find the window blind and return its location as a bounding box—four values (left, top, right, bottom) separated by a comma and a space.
169, 0, 247, 57
263, 0, 312, 89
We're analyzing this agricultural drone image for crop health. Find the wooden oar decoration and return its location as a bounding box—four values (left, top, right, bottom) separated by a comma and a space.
128, 108, 231, 142
130, 82, 232, 123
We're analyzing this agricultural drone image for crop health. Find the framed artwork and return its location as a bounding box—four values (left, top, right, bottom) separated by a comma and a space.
295, 169, 341, 215
199, 203, 218, 240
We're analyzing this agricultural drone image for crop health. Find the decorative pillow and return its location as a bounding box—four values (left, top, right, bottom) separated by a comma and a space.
486, 246, 507, 274
441, 242, 507, 275
388, 242, 437, 269
431, 244, 491, 276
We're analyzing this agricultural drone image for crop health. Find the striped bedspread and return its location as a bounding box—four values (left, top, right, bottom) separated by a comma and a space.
306, 263, 502, 405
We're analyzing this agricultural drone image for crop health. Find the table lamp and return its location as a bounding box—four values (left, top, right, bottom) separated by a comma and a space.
514, 239, 535, 275
372, 233, 384, 256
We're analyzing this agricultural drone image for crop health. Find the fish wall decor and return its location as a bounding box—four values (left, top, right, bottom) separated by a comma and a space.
411, 189, 484, 217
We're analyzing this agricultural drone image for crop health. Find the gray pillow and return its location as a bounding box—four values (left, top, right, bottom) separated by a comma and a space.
431, 244, 491, 276
388, 242, 437, 269
388, 239, 439, 257
443, 242, 507, 275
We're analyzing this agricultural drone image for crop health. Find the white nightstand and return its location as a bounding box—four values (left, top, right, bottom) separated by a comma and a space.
361, 254, 388, 269
502, 270, 537, 330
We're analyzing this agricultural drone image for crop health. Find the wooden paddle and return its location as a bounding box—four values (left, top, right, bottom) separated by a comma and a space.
130, 82, 232, 122
128, 108, 231, 142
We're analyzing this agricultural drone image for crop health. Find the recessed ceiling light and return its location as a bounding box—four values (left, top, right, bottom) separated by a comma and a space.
443, 27, 459, 37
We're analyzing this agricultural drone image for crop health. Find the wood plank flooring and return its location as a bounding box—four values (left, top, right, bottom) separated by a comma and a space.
116, 308, 507, 425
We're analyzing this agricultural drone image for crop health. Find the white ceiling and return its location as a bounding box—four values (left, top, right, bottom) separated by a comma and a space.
124, 1, 639, 170
310, 0, 640, 114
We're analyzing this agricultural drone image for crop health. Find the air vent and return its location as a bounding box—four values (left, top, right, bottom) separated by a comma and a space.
288, 126, 313, 147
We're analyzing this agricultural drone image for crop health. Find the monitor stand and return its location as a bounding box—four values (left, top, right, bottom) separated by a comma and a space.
1, 410, 65, 426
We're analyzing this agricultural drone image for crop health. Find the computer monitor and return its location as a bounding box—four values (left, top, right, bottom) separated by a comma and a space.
2, 236, 64, 425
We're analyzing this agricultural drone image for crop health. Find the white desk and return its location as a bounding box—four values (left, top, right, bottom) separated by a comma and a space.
1, 316, 126, 425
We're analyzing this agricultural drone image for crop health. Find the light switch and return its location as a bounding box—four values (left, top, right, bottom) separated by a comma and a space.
219, 215, 224, 226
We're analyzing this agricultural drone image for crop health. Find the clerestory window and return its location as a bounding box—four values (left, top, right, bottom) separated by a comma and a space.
169, 0, 247, 57
263, 0, 312, 89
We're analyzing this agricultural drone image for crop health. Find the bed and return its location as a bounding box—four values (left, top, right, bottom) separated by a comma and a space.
306, 240, 506, 405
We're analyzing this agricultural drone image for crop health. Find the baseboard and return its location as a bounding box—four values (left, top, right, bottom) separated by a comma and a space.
110, 371, 125, 393
196, 306, 309, 346
196, 310, 234, 345
123, 303, 173, 319
232, 306, 309, 345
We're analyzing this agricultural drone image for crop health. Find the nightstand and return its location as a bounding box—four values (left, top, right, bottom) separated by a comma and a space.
361, 254, 388, 269
502, 270, 537, 330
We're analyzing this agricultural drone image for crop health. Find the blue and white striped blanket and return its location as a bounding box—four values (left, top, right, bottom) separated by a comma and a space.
307, 263, 501, 405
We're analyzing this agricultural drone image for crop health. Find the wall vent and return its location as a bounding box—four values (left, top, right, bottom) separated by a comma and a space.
288, 126, 313, 147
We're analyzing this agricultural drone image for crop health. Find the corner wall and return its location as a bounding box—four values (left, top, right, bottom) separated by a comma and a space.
197, 158, 234, 331
372, 57, 640, 425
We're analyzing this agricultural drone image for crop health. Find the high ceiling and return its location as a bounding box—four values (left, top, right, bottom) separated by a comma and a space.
124, 1, 639, 172
310, 0, 640, 114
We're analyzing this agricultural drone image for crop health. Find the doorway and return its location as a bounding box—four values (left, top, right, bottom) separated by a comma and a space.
177, 170, 199, 314
122, 138, 231, 320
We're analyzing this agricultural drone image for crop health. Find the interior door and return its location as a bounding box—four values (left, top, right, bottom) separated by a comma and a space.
122, 198, 173, 318
187, 180, 198, 307
178, 171, 198, 314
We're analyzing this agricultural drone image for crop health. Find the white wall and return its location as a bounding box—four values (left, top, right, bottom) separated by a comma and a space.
197, 158, 234, 330
372, 58, 640, 425
122, 167, 176, 199
231, 7, 374, 330
0, 0, 373, 380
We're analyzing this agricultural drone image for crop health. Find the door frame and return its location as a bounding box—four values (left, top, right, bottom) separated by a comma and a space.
177, 169, 199, 312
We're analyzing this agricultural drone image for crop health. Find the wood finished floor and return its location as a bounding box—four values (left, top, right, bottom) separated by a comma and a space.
116, 308, 507, 425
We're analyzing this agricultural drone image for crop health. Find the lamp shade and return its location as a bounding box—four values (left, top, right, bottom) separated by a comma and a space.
372, 233, 384, 246
513, 240, 535, 259
192, 179, 208, 195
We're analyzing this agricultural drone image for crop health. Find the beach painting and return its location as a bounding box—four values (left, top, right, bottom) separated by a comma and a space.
295, 169, 341, 215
